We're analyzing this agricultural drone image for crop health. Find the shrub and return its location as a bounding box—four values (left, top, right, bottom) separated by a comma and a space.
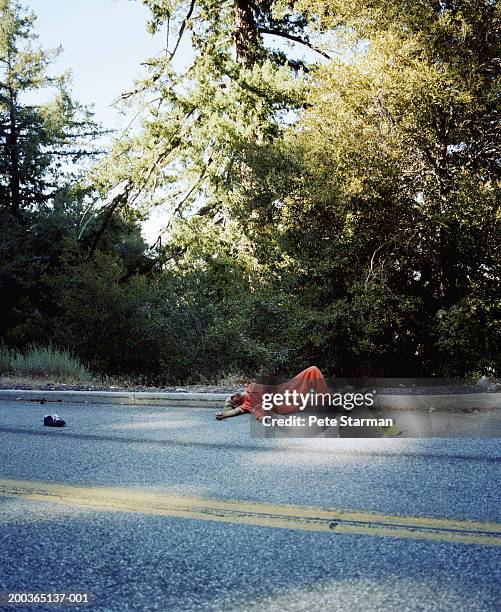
0, 343, 15, 375
11, 345, 93, 382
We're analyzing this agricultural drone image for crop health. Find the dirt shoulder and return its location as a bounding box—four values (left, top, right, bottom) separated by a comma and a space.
0, 377, 241, 394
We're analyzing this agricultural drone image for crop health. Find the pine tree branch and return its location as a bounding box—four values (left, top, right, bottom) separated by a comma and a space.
258, 28, 331, 59
86, 185, 132, 261
121, 0, 196, 101
171, 159, 211, 218
44, 149, 106, 156
169, 0, 196, 61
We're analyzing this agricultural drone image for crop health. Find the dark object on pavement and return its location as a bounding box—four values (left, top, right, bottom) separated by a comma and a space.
44, 414, 66, 427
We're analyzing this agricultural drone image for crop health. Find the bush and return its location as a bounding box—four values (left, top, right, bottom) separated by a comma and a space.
0, 343, 15, 375
436, 297, 501, 377
11, 345, 93, 382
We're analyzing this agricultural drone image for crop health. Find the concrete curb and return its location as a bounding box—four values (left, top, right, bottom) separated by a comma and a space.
0, 389, 500, 411
0, 390, 227, 408
375, 393, 501, 411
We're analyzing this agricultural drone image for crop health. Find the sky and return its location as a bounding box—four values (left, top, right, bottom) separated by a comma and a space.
25, 0, 192, 242
25, 0, 164, 129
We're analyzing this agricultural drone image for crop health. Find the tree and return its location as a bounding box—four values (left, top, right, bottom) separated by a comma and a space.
239, 0, 501, 375
89, 0, 327, 244
80, 0, 500, 379
0, 0, 103, 217
0, 0, 113, 352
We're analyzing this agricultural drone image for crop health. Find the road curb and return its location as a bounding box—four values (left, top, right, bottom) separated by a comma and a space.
0, 389, 500, 410
376, 393, 501, 411
0, 389, 227, 408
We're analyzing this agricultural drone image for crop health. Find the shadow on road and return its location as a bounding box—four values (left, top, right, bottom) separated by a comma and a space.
0, 425, 498, 464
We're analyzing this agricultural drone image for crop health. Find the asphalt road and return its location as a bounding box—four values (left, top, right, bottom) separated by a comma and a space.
0, 400, 500, 611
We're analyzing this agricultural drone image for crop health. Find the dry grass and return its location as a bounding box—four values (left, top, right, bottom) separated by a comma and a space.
0, 344, 93, 384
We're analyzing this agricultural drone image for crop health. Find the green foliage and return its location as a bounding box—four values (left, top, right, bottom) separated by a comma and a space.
9, 345, 92, 381
219, 0, 501, 376
0, 343, 92, 381
0, 343, 15, 375
436, 296, 501, 377
41, 244, 287, 382
1, 0, 499, 382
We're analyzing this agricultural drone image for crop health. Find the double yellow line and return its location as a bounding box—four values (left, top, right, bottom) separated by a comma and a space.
1, 478, 499, 547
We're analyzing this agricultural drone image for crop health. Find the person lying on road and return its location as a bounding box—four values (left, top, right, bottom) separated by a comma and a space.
215, 366, 329, 421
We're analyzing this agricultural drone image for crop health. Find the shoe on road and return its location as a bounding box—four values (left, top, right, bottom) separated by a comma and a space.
43, 414, 66, 427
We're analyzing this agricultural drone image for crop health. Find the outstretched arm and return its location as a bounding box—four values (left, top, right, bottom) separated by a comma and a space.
215, 406, 245, 420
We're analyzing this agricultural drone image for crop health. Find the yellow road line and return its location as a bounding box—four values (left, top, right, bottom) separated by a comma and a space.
0, 478, 499, 546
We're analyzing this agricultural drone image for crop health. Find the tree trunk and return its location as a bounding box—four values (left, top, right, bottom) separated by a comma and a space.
234, 0, 258, 67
